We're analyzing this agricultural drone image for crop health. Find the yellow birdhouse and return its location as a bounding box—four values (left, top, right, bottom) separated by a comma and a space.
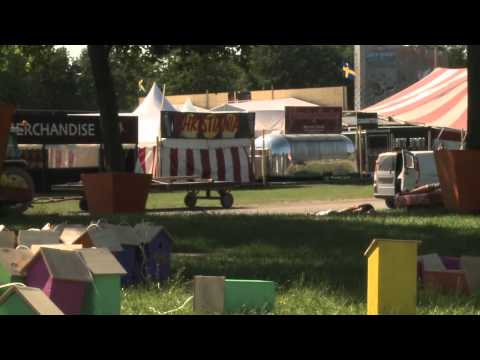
364, 239, 421, 315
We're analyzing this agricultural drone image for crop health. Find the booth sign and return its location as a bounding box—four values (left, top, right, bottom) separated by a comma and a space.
285, 107, 343, 134
12, 111, 138, 144
161, 112, 255, 140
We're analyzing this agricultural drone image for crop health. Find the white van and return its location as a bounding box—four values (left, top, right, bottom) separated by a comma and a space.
373, 150, 438, 208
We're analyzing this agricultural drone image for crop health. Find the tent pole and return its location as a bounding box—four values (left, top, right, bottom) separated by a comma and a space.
157, 83, 166, 178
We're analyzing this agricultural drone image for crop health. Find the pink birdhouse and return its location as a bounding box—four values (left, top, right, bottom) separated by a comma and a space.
20, 247, 92, 315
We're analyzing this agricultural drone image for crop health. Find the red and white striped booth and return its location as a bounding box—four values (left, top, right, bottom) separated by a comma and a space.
136, 139, 254, 183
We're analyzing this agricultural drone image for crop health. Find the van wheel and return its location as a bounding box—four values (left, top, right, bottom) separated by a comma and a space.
385, 198, 396, 209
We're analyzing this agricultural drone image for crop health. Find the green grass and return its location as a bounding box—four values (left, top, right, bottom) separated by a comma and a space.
5, 184, 480, 315
29, 183, 373, 215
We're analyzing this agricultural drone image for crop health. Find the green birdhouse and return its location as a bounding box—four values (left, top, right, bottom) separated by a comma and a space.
77, 248, 127, 315
0, 285, 63, 315
194, 276, 276, 314
0, 248, 33, 286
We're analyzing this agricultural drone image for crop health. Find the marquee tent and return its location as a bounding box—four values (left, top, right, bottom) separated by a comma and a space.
133, 83, 177, 146
173, 98, 211, 113
363, 68, 467, 131
212, 98, 319, 137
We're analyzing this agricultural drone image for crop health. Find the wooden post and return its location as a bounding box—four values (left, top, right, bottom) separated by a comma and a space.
262, 130, 267, 186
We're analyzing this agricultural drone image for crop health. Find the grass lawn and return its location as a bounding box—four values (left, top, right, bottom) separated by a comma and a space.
30, 183, 373, 215
4, 188, 480, 314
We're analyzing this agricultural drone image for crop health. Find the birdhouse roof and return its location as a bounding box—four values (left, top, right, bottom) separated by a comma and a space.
17, 230, 61, 248
0, 248, 33, 276
102, 224, 142, 246
31, 244, 83, 254
76, 248, 127, 275
59, 227, 88, 245
21, 247, 92, 283
0, 231, 16, 248
0, 285, 63, 315
134, 223, 165, 244
88, 228, 123, 252
364, 239, 422, 257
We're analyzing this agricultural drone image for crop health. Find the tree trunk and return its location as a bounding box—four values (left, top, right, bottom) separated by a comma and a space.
467, 45, 480, 150
88, 45, 125, 171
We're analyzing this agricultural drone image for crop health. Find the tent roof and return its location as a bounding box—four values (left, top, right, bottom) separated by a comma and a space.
133, 83, 177, 114
212, 98, 319, 112
173, 98, 211, 113
363, 68, 467, 131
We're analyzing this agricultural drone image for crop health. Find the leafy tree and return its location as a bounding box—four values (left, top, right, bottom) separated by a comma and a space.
87, 45, 247, 172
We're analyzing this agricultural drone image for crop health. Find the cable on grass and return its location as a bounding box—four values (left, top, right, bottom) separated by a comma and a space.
148, 296, 193, 315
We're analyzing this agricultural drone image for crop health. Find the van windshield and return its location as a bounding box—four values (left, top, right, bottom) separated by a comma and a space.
377, 156, 395, 171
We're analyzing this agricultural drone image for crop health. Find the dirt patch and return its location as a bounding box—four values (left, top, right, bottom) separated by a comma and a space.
149, 197, 387, 216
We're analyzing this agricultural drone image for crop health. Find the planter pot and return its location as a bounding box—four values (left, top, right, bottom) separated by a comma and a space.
81, 172, 152, 216
434, 150, 480, 212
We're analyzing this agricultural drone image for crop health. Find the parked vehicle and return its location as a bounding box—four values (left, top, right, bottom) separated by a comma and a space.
373, 150, 438, 209
254, 134, 357, 179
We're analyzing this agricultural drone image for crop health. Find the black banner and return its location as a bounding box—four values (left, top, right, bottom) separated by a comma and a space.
161, 111, 255, 139
285, 107, 343, 134
12, 111, 138, 144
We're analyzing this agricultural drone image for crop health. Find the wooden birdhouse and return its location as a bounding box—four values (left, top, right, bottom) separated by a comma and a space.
364, 239, 421, 315
102, 224, 143, 286
17, 230, 61, 248
77, 248, 127, 315
20, 247, 92, 315
134, 223, 173, 282
193, 276, 276, 314
0, 230, 16, 248
0, 248, 33, 285
59, 226, 93, 248
0, 285, 64, 315
30, 244, 83, 254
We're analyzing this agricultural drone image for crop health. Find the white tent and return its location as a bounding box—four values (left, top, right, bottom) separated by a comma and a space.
173, 98, 211, 113
211, 98, 319, 137
133, 83, 178, 146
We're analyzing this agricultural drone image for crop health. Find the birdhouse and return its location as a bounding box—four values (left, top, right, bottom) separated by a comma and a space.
59, 226, 93, 248
193, 276, 276, 314
0, 285, 63, 315
17, 230, 61, 248
0, 230, 16, 248
460, 256, 480, 295
419, 253, 469, 295
364, 239, 421, 315
30, 244, 83, 254
0, 248, 33, 285
135, 223, 173, 282
77, 248, 127, 315
20, 247, 92, 315
102, 224, 143, 286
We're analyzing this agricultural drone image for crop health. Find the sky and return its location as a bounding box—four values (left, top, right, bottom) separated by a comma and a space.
57, 45, 86, 59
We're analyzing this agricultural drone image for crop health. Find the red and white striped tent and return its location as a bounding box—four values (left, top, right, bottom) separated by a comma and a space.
363, 68, 467, 131
136, 139, 254, 183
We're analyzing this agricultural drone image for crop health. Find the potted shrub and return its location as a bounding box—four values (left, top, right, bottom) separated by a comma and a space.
82, 46, 151, 216
434, 45, 480, 212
